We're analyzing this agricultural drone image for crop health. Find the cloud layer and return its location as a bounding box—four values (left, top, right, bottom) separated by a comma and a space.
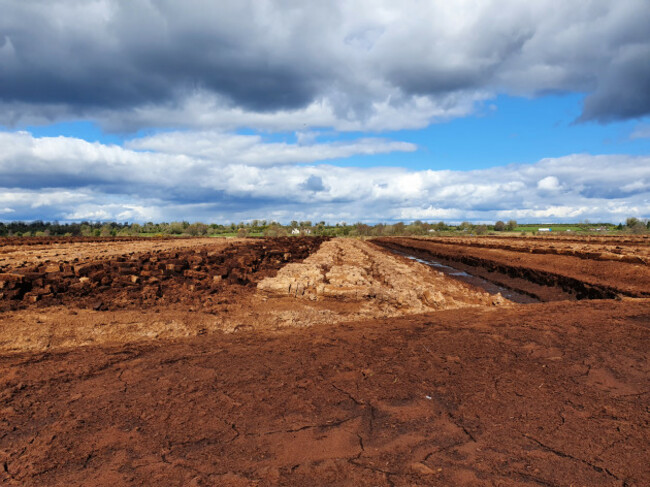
1, 131, 648, 223
1, 0, 649, 131
1, 1, 648, 224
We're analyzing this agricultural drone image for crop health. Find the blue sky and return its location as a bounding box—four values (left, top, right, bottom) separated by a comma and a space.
1, 1, 649, 224
294, 94, 650, 171
22, 93, 650, 171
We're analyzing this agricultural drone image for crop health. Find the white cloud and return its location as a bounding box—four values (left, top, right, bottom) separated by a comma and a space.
537, 176, 561, 191
126, 130, 416, 165
64, 204, 161, 222
0, 131, 648, 224
0, 188, 90, 209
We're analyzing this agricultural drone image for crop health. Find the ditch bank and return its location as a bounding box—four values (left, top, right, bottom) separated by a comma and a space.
396, 252, 538, 304
372, 238, 631, 302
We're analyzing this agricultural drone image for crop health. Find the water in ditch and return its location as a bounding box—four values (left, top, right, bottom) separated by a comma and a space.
401, 254, 539, 304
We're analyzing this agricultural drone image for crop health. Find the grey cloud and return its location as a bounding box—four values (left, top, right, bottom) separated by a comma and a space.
581, 44, 650, 122
301, 175, 325, 192
0, 0, 323, 113
1, 1, 649, 131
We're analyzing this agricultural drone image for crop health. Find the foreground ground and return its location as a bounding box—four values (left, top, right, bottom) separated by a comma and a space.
0, 236, 648, 486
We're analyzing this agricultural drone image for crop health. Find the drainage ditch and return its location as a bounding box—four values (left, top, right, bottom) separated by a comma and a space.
398, 252, 539, 304
374, 240, 622, 302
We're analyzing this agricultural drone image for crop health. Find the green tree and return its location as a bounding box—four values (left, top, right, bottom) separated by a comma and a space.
187, 222, 208, 236
80, 224, 93, 237
169, 222, 185, 235
100, 224, 113, 237
354, 222, 371, 236
494, 220, 506, 231
392, 222, 406, 235
626, 218, 646, 234
263, 224, 287, 237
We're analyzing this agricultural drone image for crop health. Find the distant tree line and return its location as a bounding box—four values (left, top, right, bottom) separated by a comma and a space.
0, 218, 647, 237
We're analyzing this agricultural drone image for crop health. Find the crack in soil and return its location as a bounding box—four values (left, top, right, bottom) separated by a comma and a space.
82, 451, 94, 469
116, 369, 127, 393
356, 432, 365, 452
331, 383, 365, 406
513, 471, 559, 487
450, 413, 477, 443
228, 422, 240, 443
3, 460, 18, 482
522, 433, 620, 481
252, 415, 361, 436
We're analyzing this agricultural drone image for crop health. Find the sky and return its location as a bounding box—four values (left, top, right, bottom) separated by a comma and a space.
1, 0, 649, 224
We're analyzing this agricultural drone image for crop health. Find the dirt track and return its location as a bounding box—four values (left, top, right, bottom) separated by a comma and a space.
1, 236, 649, 486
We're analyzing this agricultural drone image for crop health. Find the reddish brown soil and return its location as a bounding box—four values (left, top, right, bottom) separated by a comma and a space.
1, 300, 648, 486
0, 237, 326, 312
0, 236, 649, 486
0, 237, 228, 272
413, 235, 650, 265
373, 237, 650, 300
0, 236, 179, 247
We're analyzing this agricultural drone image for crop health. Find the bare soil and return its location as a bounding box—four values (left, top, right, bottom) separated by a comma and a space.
374, 237, 650, 300
0, 237, 326, 313
258, 239, 505, 319
0, 236, 648, 486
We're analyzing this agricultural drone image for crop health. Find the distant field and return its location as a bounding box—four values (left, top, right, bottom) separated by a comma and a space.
510, 224, 615, 233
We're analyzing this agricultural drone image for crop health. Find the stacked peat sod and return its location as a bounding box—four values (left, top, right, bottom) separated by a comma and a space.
0, 237, 326, 311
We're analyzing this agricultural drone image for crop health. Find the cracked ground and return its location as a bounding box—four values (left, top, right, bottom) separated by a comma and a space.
0, 236, 649, 486
1, 299, 649, 486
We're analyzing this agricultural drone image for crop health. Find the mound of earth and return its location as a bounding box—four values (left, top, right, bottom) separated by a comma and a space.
258, 239, 505, 319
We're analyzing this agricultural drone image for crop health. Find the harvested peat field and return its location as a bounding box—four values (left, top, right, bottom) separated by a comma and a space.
0, 236, 649, 486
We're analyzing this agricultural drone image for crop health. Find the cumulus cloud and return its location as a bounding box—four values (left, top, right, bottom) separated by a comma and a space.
1, 131, 648, 223
125, 130, 416, 165
537, 176, 561, 191
1, 0, 649, 132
